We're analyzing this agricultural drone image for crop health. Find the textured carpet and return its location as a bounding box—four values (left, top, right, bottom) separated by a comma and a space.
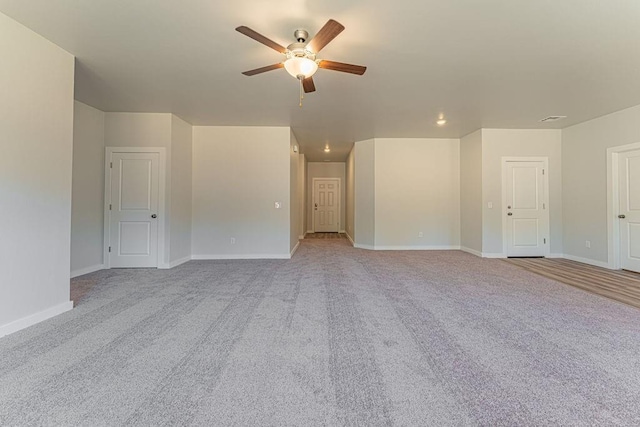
2, 239, 640, 425
505, 257, 640, 309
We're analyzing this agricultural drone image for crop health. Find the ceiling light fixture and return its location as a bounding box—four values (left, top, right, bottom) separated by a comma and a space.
436, 119, 447, 126
324, 147, 331, 153
284, 56, 318, 80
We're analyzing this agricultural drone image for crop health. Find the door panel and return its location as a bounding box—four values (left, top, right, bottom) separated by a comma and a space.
314, 179, 339, 232
505, 161, 548, 257
109, 152, 159, 268
619, 150, 640, 272
119, 222, 151, 255
513, 219, 539, 247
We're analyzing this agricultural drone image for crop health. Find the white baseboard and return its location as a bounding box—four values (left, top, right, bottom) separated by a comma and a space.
70, 263, 105, 278
345, 233, 355, 246
373, 245, 461, 251
482, 253, 506, 258
0, 301, 74, 338
306, 230, 314, 234
460, 246, 482, 257
354, 243, 375, 250
562, 254, 611, 269
339, 229, 346, 234
298, 234, 305, 240
290, 241, 300, 258
192, 254, 292, 260
168, 256, 191, 269
547, 253, 564, 259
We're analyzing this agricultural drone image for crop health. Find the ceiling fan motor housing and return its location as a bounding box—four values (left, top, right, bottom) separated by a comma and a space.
294, 29, 308, 43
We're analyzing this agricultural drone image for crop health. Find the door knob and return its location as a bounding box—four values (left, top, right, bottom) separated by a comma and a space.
151, 214, 157, 218
507, 212, 513, 216
618, 214, 626, 219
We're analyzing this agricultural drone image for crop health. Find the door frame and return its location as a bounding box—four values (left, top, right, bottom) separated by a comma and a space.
311, 177, 341, 233
501, 157, 550, 257
103, 147, 167, 269
607, 141, 640, 269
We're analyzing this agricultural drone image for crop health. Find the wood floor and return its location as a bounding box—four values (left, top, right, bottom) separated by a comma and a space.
305, 232, 346, 239
505, 257, 640, 309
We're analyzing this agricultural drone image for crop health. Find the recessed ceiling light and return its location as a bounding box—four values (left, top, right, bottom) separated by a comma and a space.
436, 119, 447, 126
324, 147, 330, 152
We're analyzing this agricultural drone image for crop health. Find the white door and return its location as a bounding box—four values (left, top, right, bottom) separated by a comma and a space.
108, 152, 159, 268
505, 161, 548, 257
619, 149, 640, 272
314, 179, 339, 232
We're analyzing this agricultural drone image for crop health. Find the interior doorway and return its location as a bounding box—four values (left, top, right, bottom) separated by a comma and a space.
608, 143, 640, 273
312, 178, 340, 233
104, 147, 166, 268
502, 158, 550, 257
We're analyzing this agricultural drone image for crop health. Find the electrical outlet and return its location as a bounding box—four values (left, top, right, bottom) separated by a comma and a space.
585, 240, 590, 248
418, 232, 423, 238
230, 237, 236, 244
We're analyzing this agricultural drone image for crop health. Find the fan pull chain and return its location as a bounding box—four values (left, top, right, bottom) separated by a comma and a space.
299, 78, 304, 107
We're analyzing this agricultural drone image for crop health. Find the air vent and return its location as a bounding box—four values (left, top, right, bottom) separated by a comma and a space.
539, 116, 567, 123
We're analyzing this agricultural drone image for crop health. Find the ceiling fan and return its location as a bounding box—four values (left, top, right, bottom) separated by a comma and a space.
236, 19, 367, 100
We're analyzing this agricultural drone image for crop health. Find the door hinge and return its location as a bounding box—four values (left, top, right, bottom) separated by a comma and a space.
109, 204, 112, 210
110, 162, 113, 168
542, 169, 545, 175
543, 203, 546, 209
108, 246, 111, 253
544, 238, 546, 244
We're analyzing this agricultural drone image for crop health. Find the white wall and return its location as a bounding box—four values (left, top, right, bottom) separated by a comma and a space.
375, 138, 460, 249
307, 162, 346, 233
191, 126, 292, 258
169, 115, 193, 265
481, 129, 563, 256
460, 130, 483, 254
345, 147, 355, 242
562, 104, 640, 265
104, 113, 172, 148
289, 130, 300, 253
298, 154, 306, 239
0, 12, 75, 336
354, 139, 376, 248
71, 101, 106, 276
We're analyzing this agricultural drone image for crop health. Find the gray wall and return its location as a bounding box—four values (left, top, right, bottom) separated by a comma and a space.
562, 104, 640, 264
460, 130, 483, 253
354, 140, 376, 247
0, 12, 74, 334
71, 101, 105, 275
169, 115, 193, 264
346, 147, 355, 241
374, 138, 460, 249
191, 126, 292, 258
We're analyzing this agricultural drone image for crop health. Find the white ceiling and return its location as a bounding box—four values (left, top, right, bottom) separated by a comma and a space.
2, 0, 640, 161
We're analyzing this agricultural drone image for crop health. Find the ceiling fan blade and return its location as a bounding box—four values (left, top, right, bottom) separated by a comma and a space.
318, 60, 367, 75
306, 19, 345, 53
242, 63, 284, 76
236, 26, 287, 54
302, 77, 316, 93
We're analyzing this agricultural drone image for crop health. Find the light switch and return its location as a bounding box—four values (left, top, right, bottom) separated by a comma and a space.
275, 202, 281, 209
488, 202, 493, 209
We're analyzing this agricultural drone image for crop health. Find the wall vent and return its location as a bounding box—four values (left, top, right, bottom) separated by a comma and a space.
539, 115, 567, 123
